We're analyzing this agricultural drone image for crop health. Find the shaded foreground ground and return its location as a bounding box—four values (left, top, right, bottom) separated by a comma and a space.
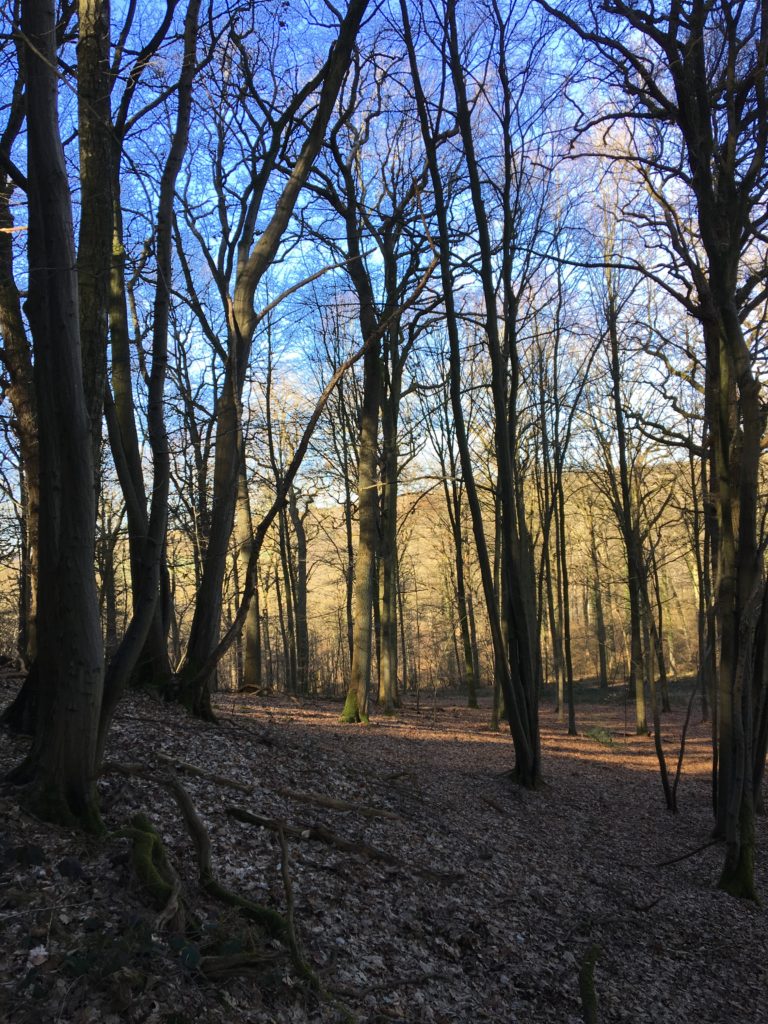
1, 679, 767, 1023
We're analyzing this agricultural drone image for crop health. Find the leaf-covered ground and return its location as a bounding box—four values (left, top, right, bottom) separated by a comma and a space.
1, 677, 767, 1023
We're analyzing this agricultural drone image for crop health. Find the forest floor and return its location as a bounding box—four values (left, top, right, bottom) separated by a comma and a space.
1, 676, 767, 1024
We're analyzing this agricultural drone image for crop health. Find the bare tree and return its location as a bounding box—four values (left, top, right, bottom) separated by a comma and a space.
543, 0, 768, 893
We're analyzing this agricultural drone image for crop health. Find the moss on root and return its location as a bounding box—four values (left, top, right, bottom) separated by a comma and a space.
202, 876, 287, 940
127, 813, 175, 909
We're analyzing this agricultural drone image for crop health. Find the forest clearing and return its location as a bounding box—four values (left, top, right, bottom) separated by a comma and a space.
2, 677, 765, 1024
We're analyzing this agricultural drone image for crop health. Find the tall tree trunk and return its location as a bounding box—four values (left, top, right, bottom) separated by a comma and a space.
467, 585, 481, 696
0, 35, 39, 731
278, 505, 299, 694
404, 3, 540, 784
556, 475, 577, 735
10, 0, 104, 829
648, 546, 671, 712
589, 521, 609, 691
436, 398, 477, 710
377, 399, 399, 713
604, 280, 646, 733
234, 461, 263, 690
288, 488, 310, 694
341, 331, 380, 723
97, 0, 199, 762
77, 0, 112, 469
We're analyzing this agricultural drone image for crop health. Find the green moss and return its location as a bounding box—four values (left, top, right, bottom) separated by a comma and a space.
340, 689, 360, 723
128, 814, 174, 908
585, 726, 613, 746
202, 876, 287, 939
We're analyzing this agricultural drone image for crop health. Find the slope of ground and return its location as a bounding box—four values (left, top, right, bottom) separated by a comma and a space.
1, 679, 766, 1023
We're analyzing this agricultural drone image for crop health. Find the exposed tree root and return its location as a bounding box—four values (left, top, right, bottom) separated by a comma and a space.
277, 786, 400, 821
121, 813, 185, 932
161, 775, 288, 939
227, 805, 464, 883
198, 950, 282, 980
104, 764, 288, 939
277, 825, 321, 990
100, 761, 382, 1008
656, 838, 720, 868
155, 752, 255, 793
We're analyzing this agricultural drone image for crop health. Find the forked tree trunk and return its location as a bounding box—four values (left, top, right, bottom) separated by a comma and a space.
175, 0, 370, 717
11, 0, 104, 829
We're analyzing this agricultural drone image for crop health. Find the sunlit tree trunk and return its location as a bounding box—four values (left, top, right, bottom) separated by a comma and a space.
234, 462, 262, 691
341, 317, 380, 723
589, 520, 609, 691
288, 488, 310, 693
378, 392, 400, 713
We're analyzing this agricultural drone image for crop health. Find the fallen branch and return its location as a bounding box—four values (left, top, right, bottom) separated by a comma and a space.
227, 805, 464, 883
277, 786, 400, 821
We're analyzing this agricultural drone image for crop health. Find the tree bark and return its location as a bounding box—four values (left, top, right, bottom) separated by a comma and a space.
11, 0, 104, 829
